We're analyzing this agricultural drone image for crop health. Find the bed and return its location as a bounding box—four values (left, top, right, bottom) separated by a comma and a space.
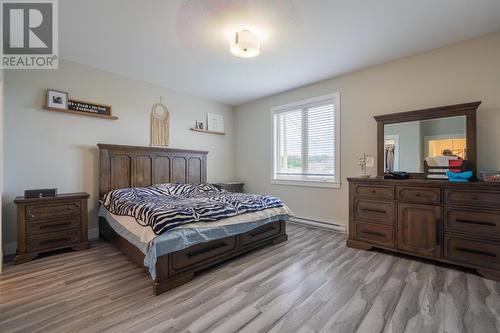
97, 144, 289, 295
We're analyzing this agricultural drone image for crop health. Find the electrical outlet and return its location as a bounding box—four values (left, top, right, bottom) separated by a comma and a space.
366, 156, 375, 168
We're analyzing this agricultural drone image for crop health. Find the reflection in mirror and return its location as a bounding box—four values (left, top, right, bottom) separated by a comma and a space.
383, 116, 466, 173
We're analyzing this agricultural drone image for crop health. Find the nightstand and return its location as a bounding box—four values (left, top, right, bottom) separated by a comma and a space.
14, 192, 90, 264
213, 182, 245, 193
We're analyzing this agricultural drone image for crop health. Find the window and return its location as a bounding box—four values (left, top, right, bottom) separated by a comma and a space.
271, 93, 340, 188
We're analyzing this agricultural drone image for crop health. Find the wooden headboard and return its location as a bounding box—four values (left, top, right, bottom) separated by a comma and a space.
98, 144, 208, 199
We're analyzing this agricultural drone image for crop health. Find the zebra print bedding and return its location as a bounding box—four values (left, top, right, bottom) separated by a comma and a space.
102, 183, 284, 235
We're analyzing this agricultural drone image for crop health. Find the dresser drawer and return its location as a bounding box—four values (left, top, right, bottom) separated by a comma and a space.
27, 230, 82, 252
26, 202, 81, 221
353, 184, 394, 200
354, 200, 395, 225
27, 217, 81, 235
444, 235, 500, 270
355, 221, 394, 248
171, 236, 237, 271
397, 187, 441, 204
444, 208, 500, 239
242, 222, 281, 245
444, 189, 500, 208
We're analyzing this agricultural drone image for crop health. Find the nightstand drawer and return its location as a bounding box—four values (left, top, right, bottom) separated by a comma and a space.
27, 217, 81, 235
26, 202, 81, 221
27, 230, 82, 252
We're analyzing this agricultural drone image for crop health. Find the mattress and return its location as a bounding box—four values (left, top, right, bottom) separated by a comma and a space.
99, 205, 292, 279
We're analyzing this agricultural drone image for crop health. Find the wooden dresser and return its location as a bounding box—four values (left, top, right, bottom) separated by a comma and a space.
14, 192, 90, 264
347, 178, 500, 280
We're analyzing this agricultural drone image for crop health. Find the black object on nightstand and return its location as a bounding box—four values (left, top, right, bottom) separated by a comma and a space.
213, 182, 245, 193
13, 192, 90, 264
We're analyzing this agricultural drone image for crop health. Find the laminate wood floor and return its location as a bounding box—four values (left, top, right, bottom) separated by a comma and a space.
1, 223, 500, 333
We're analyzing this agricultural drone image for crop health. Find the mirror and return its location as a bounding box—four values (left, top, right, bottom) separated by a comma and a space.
383, 116, 466, 173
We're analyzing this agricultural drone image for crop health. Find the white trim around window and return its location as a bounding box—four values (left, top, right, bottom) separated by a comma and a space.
270, 92, 341, 188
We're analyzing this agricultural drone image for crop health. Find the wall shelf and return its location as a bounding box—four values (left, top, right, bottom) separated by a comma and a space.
44, 106, 119, 120
190, 128, 226, 135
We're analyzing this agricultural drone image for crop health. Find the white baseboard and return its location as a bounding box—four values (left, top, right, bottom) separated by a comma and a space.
3, 228, 100, 256
289, 216, 346, 233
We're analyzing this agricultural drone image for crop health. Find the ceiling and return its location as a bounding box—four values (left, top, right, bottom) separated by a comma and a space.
60, 0, 500, 106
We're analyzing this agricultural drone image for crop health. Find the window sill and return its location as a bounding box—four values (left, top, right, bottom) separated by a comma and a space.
270, 179, 341, 188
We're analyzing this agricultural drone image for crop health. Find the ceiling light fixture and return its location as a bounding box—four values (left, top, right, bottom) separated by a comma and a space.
230, 30, 261, 58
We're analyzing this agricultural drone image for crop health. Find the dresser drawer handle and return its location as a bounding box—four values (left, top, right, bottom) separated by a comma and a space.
362, 208, 386, 214
39, 221, 72, 229
455, 247, 497, 258
187, 242, 228, 258
371, 190, 377, 194
472, 194, 479, 200
39, 237, 71, 245
455, 219, 496, 227
415, 192, 421, 197
361, 230, 386, 237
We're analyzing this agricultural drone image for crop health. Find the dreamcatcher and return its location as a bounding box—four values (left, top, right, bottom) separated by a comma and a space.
150, 97, 169, 146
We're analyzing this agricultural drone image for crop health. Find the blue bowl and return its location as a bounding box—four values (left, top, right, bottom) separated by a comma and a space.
446, 171, 473, 180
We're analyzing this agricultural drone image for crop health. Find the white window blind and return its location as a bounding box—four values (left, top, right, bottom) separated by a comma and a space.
272, 93, 340, 186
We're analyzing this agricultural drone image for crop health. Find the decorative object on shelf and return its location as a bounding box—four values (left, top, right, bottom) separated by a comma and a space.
24, 188, 57, 199
479, 170, 500, 182
44, 89, 118, 120
195, 120, 204, 130
358, 153, 373, 178
46, 89, 68, 109
207, 112, 224, 132
68, 99, 112, 117
150, 97, 170, 147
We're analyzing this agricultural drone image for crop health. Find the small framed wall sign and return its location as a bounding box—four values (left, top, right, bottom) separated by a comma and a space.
207, 113, 224, 132
67, 99, 112, 116
46, 89, 68, 110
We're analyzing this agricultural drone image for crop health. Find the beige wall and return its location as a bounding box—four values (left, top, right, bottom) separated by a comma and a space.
235, 32, 500, 226
2, 60, 235, 249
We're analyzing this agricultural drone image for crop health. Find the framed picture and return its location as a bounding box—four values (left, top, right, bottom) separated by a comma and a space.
46, 89, 68, 110
195, 120, 205, 130
207, 113, 224, 132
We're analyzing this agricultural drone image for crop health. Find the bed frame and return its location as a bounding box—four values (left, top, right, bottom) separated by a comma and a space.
98, 144, 288, 295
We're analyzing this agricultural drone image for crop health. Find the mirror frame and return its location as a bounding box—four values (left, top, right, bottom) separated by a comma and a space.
374, 101, 481, 178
